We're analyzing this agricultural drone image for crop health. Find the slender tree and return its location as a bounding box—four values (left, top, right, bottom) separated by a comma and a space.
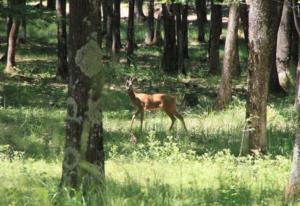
105, 1, 113, 51
276, 0, 292, 91
145, 0, 154, 44
216, 3, 239, 109
182, 4, 188, 58
5, 0, 24, 74
61, 0, 105, 188
127, 0, 135, 64
174, 3, 185, 74
195, 0, 207, 42
112, 0, 121, 54
285, 2, 300, 199
56, 0, 68, 80
152, 9, 162, 45
18, 0, 26, 44
241, 0, 273, 155
239, 0, 248, 45
208, 2, 222, 74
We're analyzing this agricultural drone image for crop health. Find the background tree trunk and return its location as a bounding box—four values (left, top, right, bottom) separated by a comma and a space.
152, 9, 162, 45
269, 1, 284, 94
174, 4, 185, 74
112, 0, 121, 54
243, 0, 272, 155
195, 0, 206, 42
61, 0, 105, 189
216, 3, 239, 109
102, 0, 107, 36
56, 0, 68, 80
134, 0, 145, 21
276, 0, 292, 92
18, 0, 26, 44
161, 4, 177, 73
127, 0, 135, 64
47, 0, 55, 10
105, 1, 113, 52
5, 0, 23, 73
145, 0, 154, 44
182, 4, 188, 59
208, 2, 222, 74
239, 0, 249, 46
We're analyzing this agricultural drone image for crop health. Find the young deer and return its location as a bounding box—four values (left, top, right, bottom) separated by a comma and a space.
125, 78, 187, 131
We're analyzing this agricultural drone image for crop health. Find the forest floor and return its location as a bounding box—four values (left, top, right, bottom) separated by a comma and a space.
0, 4, 298, 206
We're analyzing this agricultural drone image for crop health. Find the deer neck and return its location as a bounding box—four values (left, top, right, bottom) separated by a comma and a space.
127, 88, 137, 102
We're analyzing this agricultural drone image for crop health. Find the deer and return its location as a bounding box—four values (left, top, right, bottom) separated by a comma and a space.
125, 78, 187, 132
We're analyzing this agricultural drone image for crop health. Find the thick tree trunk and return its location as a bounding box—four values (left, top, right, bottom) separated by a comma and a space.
182, 4, 188, 59
134, 0, 145, 21
145, 0, 154, 44
56, 0, 68, 80
276, 0, 292, 92
61, 0, 105, 189
161, 4, 177, 73
127, 0, 135, 64
47, 0, 55, 10
208, 3, 222, 74
195, 0, 206, 42
152, 10, 162, 45
243, 0, 272, 155
216, 3, 239, 109
112, 0, 121, 54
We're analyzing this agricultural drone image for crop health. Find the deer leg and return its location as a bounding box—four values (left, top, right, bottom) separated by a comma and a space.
130, 110, 140, 131
140, 109, 144, 131
165, 110, 176, 131
174, 111, 188, 131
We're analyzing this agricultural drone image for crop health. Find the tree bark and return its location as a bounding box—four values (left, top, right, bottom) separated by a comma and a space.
182, 4, 188, 59
174, 4, 185, 74
134, 0, 145, 21
105, 1, 113, 52
276, 0, 292, 92
152, 9, 162, 45
5, 0, 23, 73
61, 0, 105, 189
112, 0, 121, 54
161, 4, 177, 73
243, 0, 272, 155
127, 0, 135, 64
47, 0, 55, 10
216, 3, 239, 109
56, 0, 68, 80
145, 0, 154, 44
269, 1, 285, 94
195, 0, 206, 42
208, 2, 222, 74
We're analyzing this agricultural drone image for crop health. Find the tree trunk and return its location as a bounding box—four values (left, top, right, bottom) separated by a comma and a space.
47, 0, 55, 10
0, 15, 12, 62
5, 0, 23, 73
56, 0, 68, 80
243, 0, 272, 155
239, 0, 249, 46
208, 2, 222, 74
112, 0, 121, 54
134, 0, 145, 21
182, 4, 188, 59
61, 0, 105, 189
285, 41, 300, 199
127, 0, 135, 64
152, 9, 162, 45
276, 0, 292, 92
216, 3, 239, 109
269, 1, 285, 94
161, 4, 177, 73
195, 0, 206, 42
96, 0, 102, 47
145, 0, 154, 44
18, 0, 26, 44
174, 4, 185, 74
102, 0, 107, 36
105, 1, 113, 52
291, 20, 299, 66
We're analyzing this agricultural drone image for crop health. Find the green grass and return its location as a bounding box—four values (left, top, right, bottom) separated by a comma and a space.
0, 4, 299, 205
